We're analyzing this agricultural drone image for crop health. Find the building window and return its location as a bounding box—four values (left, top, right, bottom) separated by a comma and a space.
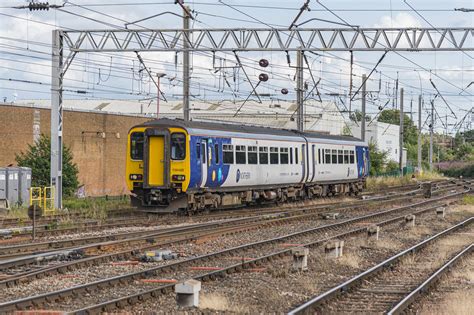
280, 147, 289, 164
344, 150, 349, 164
223, 144, 234, 164
332, 149, 337, 164
259, 147, 269, 164
350, 150, 355, 163
325, 149, 331, 164
270, 147, 279, 164
248, 146, 258, 164
130, 132, 144, 160
171, 133, 186, 160
338, 150, 343, 164
236, 145, 246, 164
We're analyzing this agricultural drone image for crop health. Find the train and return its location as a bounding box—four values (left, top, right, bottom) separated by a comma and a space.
126, 118, 369, 213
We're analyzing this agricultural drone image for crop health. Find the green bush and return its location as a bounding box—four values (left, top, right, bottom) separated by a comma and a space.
16, 135, 79, 197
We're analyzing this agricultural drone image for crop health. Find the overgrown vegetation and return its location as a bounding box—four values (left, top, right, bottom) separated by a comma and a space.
366, 171, 445, 192
15, 135, 79, 197
63, 196, 130, 220
367, 109, 474, 176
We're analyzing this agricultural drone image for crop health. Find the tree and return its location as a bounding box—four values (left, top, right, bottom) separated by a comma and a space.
368, 142, 388, 176
349, 109, 371, 122
16, 135, 79, 197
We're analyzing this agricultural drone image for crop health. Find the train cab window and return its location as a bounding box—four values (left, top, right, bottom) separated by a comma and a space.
325, 149, 331, 164
223, 144, 234, 164
270, 147, 279, 164
344, 150, 349, 164
280, 148, 289, 164
295, 147, 299, 164
338, 150, 343, 164
332, 149, 337, 164
236, 145, 246, 164
214, 144, 220, 164
171, 133, 186, 160
290, 148, 293, 164
259, 147, 269, 164
248, 146, 258, 164
350, 150, 355, 163
130, 132, 144, 160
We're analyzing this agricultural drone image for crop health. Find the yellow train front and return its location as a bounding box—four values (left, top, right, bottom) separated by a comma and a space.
126, 119, 190, 212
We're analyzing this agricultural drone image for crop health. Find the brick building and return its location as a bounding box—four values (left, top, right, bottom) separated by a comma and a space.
0, 103, 149, 196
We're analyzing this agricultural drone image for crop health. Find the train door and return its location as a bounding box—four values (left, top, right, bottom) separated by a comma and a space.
200, 139, 208, 188
301, 144, 306, 183
147, 135, 165, 187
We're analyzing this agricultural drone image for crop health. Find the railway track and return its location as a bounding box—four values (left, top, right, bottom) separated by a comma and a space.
0, 185, 469, 313
0, 181, 464, 277
288, 217, 473, 315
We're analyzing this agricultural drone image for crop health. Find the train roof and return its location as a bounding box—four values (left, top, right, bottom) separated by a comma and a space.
138, 118, 364, 143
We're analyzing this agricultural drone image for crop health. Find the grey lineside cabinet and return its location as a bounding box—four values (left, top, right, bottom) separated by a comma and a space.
0, 167, 32, 208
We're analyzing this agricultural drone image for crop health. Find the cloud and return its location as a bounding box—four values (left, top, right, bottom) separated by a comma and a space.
375, 13, 422, 28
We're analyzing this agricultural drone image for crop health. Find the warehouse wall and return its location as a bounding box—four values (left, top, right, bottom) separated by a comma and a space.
0, 103, 150, 196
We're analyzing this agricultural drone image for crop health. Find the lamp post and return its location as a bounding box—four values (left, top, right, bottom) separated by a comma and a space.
156, 73, 166, 118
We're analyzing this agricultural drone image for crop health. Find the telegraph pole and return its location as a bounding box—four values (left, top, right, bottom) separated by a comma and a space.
429, 100, 434, 170
417, 95, 422, 174
361, 74, 366, 142
296, 49, 304, 132
183, 6, 191, 121
399, 88, 404, 176
51, 30, 63, 209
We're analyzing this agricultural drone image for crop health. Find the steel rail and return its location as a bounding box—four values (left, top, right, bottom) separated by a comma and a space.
72, 195, 470, 314
287, 216, 474, 315
0, 187, 469, 312
387, 243, 473, 315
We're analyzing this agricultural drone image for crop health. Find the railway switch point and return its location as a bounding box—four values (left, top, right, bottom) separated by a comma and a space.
404, 214, 416, 228
366, 225, 380, 243
324, 240, 344, 258
436, 207, 446, 219
292, 247, 309, 271
175, 279, 201, 307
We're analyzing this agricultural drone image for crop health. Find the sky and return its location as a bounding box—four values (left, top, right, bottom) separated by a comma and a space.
0, 0, 473, 134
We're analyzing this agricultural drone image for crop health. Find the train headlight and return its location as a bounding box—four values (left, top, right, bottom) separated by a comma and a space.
129, 174, 143, 181
172, 175, 185, 181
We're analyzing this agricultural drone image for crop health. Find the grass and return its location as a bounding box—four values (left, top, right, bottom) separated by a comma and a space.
462, 195, 474, 205
366, 171, 445, 192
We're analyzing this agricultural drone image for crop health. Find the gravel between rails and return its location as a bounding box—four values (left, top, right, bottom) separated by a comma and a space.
0, 193, 448, 303
118, 204, 474, 314
4, 200, 461, 311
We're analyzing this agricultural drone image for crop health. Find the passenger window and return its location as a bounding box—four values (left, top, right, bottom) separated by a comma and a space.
338, 150, 343, 164
236, 145, 246, 164
130, 132, 144, 160
290, 148, 293, 164
280, 148, 289, 164
223, 144, 234, 164
295, 147, 299, 164
259, 147, 269, 164
332, 149, 337, 164
171, 133, 186, 160
350, 150, 355, 163
248, 146, 258, 164
270, 147, 279, 164
201, 143, 206, 164
344, 150, 349, 164
215, 144, 220, 164
318, 148, 321, 164
325, 149, 331, 164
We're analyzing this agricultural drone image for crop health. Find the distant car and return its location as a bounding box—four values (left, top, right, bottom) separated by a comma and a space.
126, 118, 369, 213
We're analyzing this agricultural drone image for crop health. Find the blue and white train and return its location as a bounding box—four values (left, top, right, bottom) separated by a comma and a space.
126, 118, 369, 212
